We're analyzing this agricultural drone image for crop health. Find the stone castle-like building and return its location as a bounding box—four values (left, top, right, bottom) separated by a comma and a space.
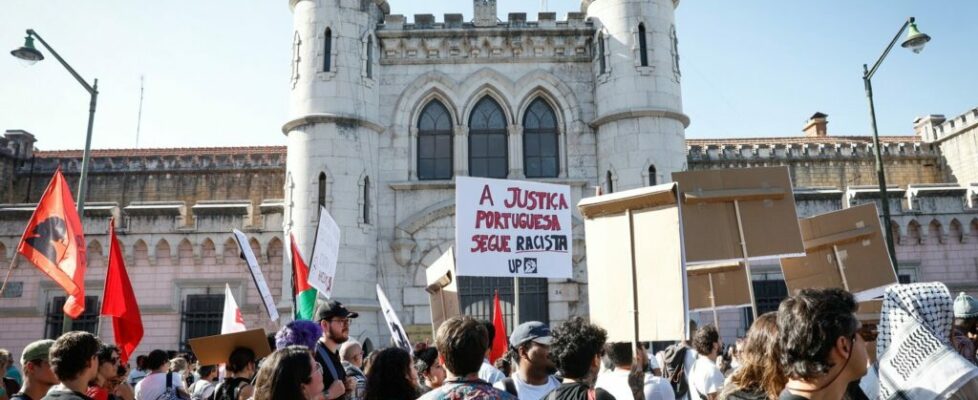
1, 0, 976, 355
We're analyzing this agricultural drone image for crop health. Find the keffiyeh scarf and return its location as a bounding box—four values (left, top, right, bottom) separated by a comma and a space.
876, 283, 978, 399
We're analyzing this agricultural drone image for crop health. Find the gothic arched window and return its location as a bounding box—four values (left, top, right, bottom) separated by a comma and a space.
318, 172, 327, 216
417, 100, 454, 180
323, 28, 332, 72
606, 170, 614, 194
638, 23, 649, 67
648, 165, 657, 186
469, 97, 508, 178
598, 32, 607, 74
365, 35, 374, 78
523, 98, 559, 178
363, 176, 371, 224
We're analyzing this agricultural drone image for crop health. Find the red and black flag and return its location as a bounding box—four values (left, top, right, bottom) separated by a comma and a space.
17, 169, 88, 318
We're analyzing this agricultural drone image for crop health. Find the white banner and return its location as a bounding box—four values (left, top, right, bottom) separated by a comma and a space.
455, 176, 573, 278
377, 284, 412, 352
232, 230, 279, 322
309, 206, 341, 298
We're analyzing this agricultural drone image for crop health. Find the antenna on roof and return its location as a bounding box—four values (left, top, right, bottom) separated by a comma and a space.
135, 75, 145, 148
541, 0, 548, 11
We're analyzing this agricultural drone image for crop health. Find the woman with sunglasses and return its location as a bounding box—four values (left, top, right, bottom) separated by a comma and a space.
252, 346, 325, 400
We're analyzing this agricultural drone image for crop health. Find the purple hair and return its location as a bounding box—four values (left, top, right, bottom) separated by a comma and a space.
275, 320, 323, 350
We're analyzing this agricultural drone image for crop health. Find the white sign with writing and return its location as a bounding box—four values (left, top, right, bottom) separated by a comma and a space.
309, 206, 341, 298
232, 229, 279, 322
455, 176, 573, 278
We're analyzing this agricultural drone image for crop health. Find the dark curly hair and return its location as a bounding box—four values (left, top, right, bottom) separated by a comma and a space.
549, 317, 607, 379
692, 325, 720, 356
777, 288, 858, 380
365, 347, 417, 400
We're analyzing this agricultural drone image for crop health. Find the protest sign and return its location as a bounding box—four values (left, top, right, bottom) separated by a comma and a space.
309, 206, 341, 298
780, 203, 897, 302
232, 230, 279, 322
189, 328, 272, 366
578, 183, 688, 343
686, 261, 752, 312
377, 284, 412, 352
455, 176, 573, 278
425, 247, 460, 333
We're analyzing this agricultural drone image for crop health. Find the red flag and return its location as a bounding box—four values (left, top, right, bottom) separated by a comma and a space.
490, 290, 508, 362
101, 219, 143, 364
16, 169, 87, 318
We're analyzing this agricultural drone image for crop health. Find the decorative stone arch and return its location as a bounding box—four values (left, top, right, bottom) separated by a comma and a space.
603, 165, 620, 194
927, 219, 945, 244
223, 238, 240, 266
312, 165, 335, 223
201, 238, 217, 265
133, 239, 149, 267
514, 86, 569, 179
391, 71, 462, 133
906, 219, 923, 245
949, 219, 965, 244
513, 70, 584, 129
970, 218, 978, 239
86, 240, 103, 266
461, 84, 516, 127
178, 238, 196, 265
267, 237, 284, 267
155, 239, 172, 266
249, 237, 264, 264
890, 220, 903, 246
0, 241, 6, 264
642, 159, 659, 186
392, 199, 455, 267
361, 30, 377, 80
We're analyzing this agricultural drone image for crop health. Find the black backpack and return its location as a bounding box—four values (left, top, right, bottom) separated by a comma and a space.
662, 344, 690, 399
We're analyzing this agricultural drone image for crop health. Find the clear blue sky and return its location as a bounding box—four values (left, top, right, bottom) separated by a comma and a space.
1, 1, 975, 150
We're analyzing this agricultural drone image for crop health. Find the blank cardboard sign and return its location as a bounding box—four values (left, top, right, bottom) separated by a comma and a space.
780, 203, 897, 301
686, 262, 752, 312
188, 328, 272, 366
578, 183, 687, 342
673, 167, 805, 264
425, 247, 460, 333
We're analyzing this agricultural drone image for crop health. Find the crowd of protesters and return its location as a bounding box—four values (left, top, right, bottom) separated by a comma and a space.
7, 284, 978, 400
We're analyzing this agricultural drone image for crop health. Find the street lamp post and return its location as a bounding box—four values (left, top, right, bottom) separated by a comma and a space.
862, 17, 931, 275
11, 29, 99, 333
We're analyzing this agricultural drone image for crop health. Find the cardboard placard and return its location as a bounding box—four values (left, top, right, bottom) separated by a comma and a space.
578, 183, 688, 342
425, 247, 460, 333
232, 230, 279, 322
188, 328, 272, 366
673, 167, 805, 264
780, 203, 897, 301
686, 262, 752, 312
455, 176, 573, 278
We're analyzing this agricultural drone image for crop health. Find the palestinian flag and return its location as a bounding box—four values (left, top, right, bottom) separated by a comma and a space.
290, 233, 317, 320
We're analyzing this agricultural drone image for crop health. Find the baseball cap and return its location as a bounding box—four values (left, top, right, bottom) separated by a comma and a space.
317, 300, 360, 321
509, 321, 553, 348
21, 339, 55, 365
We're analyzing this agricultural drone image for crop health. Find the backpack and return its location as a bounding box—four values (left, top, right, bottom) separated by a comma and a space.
211, 378, 249, 400
662, 344, 690, 399
189, 379, 215, 400
155, 372, 189, 400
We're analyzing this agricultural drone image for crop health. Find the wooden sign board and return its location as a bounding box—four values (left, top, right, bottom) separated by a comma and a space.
578, 183, 688, 342
673, 167, 805, 264
425, 247, 460, 333
188, 328, 272, 366
780, 203, 897, 301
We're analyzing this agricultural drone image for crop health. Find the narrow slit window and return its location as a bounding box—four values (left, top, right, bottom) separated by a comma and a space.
363, 176, 371, 224
324, 28, 332, 72
638, 23, 649, 66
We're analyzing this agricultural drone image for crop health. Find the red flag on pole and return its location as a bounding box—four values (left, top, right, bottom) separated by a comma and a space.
490, 290, 508, 362
101, 219, 143, 364
16, 169, 87, 318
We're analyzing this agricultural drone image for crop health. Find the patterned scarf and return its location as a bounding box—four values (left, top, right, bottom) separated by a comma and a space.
876, 283, 978, 399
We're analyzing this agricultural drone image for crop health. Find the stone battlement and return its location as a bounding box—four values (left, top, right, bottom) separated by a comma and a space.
687, 136, 938, 163
380, 12, 588, 31
18, 146, 286, 175
916, 108, 978, 144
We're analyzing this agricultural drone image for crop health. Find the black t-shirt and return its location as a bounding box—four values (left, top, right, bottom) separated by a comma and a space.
314, 341, 347, 393
552, 382, 614, 400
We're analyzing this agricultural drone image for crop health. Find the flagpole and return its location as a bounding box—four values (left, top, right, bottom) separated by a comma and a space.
0, 257, 18, 297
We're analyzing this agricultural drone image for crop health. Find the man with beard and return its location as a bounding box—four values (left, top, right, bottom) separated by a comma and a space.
316, 300, 359, 400
494, 322, 560, 400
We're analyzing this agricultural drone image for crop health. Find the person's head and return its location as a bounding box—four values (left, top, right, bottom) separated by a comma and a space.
276, 320, 324, 350
169, 357, 188, 373
729, 312, 786, 399
435, 316, 488, 378
778, 288, 865, 386
364, 347, 418, 400
145, 350, 169, 372
252, 346, 323, 400
197, 365, 218, 381
340, 340, 364, 368
20, 339, 59, 387
106, 365, 127, 391
605, 342, 634, 369
953, 292, 978, 333
135, 355, 147, 370
317, 300, 359, 345
49, 331, 101, 383
508, 321, 555, 379
549, 317, 608, 380
95, 344, 121, 381
414, 347, 446, 388
692, 325, 721, 358
0, 349, 10, 369
227, 347, 257, 377
482, 320, 495, 356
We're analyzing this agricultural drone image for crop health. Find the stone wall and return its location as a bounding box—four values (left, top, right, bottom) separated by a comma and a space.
916, 108, 978, 185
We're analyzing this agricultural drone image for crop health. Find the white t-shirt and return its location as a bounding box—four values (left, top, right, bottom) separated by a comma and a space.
678, 347, 697, 400
135, 371, 186, 400
479, 359, 506, 385
646, 351, 660, 371
687, 356, 723, 400
493, 372, 561, 400
595, 369, 677, 400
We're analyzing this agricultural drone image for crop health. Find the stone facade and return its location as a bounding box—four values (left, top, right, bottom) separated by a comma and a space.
916, 108, 978, 186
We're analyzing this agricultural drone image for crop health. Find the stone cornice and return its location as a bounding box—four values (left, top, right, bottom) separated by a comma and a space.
590, 109, 691, 129
282, 114, 386, 134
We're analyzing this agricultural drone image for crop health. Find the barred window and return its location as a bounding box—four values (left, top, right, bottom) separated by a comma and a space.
417, 100, 454, 180
46, 296, 100, 339
523, 98, 559, 178
469, 97, 508, 178
180, 294, 224, 351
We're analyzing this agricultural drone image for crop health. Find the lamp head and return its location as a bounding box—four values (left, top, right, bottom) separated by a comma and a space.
901, 19, 931, 54
10, 35, 44, 65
